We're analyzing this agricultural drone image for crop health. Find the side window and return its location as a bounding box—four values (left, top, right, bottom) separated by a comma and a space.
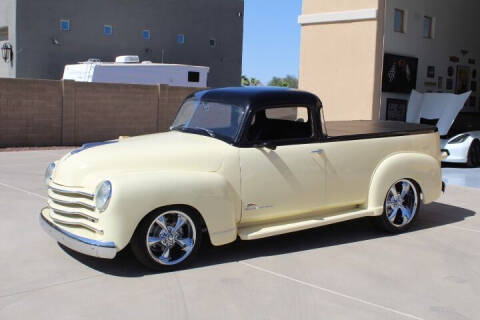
247, 106, 312, 142
188, 71, 200, 82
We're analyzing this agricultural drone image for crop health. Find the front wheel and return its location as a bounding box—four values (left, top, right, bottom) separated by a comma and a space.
131, 206, 203, 271
374, 179, 420, 233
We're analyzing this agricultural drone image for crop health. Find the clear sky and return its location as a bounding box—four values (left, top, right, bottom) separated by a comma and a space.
242, 0, 302, 85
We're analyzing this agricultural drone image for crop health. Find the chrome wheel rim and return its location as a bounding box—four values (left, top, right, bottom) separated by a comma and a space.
146, 210, 196, 266
385, 179, 418, 227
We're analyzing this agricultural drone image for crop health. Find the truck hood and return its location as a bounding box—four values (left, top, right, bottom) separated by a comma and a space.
52, 131, 230, 188
406, 90, 471, 136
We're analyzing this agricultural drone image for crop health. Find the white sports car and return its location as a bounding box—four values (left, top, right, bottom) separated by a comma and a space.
406, 90, 478, 166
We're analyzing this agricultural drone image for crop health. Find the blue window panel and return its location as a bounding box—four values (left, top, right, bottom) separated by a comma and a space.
104, 25, 113, 36
177, 34, 185, 44
143, 30, 151, 40
60, 20, 70, 31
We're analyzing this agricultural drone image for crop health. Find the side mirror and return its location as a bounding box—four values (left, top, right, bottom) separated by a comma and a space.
255, 141, 277, 150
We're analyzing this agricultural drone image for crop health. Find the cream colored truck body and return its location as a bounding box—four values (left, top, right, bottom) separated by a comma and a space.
40, 87, 442, 259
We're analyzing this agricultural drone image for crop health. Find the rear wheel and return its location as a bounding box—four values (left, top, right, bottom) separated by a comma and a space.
131, 206, 203, 271
467, 139, 480, 167
374, 179, 420, 233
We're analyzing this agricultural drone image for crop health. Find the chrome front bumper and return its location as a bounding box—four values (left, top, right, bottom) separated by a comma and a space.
40, 208, 117, 259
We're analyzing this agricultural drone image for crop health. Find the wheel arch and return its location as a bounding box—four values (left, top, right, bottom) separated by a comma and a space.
134, 204, 208, 234
367, 152, 441, 215
102, 171, 240, 251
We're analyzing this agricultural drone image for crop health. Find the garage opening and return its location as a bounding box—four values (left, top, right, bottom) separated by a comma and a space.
381, 1, 479, 123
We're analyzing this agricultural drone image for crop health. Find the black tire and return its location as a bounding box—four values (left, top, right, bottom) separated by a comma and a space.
467, 139, 480, 168
373, 179, 421, 234
131, 206, 203, 271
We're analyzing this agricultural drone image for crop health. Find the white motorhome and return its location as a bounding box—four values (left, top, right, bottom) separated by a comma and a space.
63, 56, 209, 87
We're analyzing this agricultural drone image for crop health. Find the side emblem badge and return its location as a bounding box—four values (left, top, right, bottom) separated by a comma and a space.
245, 203, 273, 211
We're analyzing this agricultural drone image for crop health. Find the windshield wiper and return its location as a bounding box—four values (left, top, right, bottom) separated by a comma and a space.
170, 124, 186, 131
171, 125, 216, 138
191, 127, 216, 138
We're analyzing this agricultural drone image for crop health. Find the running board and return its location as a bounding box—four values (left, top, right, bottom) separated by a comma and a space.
238, 208, 376, 240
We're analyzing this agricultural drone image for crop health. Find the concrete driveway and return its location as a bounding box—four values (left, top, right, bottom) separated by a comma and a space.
443, 164, 480, 189
0, 149, 479, 320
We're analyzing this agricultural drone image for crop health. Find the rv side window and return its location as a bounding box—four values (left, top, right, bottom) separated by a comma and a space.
188, 72, 200, 83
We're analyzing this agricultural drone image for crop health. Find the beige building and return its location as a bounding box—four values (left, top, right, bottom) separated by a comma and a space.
299, 0, 480, 121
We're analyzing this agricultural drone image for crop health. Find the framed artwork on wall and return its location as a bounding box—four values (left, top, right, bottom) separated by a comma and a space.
427, 66, 435, 78
446, 78, 454, 90
382, 54, 418, 93
448, 66, 455, 77
456, 65, 471, 94
386, 98, 408, 121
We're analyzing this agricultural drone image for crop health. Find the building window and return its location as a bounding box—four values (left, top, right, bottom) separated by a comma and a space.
143, 30, 151, 40
0, 26, 8, 41
209, 38, 216, 48
423, 16, 434, 39
188, 71, 200, 82
394, 9, 405, 33
104, 25, 113, 36
60, 20, 70, 32
177, 34, 185, 44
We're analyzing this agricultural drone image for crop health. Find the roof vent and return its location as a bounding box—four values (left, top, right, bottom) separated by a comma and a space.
115, 55, 140, 63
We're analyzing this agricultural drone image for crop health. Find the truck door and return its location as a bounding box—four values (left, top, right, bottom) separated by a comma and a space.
239, 106, 326, 224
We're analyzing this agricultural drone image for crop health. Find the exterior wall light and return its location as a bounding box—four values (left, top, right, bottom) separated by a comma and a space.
1, 42, 13, 63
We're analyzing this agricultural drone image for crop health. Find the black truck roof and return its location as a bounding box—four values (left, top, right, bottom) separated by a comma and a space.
190, 87, 322, 111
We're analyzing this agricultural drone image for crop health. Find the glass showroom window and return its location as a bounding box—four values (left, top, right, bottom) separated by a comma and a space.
423, 16, 434, 39
177, 34, 185, 44
394, 9, 405, 33
104, 25, 113, 36
60, 20, 70, 32
143, 30, 151, 40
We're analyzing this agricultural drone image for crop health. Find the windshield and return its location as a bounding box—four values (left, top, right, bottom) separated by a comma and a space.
171, 98, 246, 142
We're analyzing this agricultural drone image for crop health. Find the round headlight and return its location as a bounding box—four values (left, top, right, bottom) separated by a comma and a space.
45, 162, 56, 186
95, 180, 112, 212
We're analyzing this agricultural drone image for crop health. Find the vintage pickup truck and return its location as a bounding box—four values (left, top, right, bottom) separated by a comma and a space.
40, 87, 443, 270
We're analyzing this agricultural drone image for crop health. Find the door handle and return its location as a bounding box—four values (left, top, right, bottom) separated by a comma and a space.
311, 149, 324, 154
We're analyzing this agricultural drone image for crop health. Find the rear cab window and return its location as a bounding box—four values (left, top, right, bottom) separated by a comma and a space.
247, 106, 313, 143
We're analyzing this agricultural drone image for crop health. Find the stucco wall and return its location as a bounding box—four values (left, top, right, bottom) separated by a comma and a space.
13, 0, 243, 87
0, 78, 199, 147
303, 0, 379, 14
382, 0, 480, 117
299, 0, 384, 121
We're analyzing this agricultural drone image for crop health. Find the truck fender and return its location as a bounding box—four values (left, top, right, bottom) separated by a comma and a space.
103, 171, 240, 251
367, 152, 441, 215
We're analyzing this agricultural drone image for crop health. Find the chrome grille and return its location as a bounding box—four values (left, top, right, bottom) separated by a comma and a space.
47, 183, 102, 234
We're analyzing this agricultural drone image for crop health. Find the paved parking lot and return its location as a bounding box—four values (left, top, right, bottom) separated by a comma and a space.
0, 149, 479, 320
